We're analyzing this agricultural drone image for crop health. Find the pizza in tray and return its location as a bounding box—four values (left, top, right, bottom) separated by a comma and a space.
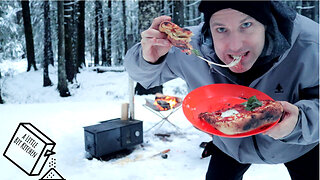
159, 21, 194, 55
198, 96, 284, 135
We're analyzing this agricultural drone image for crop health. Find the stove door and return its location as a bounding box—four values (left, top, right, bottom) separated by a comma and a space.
96, 128, 121, 157
121, 124, 143, 148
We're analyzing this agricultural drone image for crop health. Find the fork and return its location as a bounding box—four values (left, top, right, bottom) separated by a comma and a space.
196, 55, 241, 68
191, 49, 241, 68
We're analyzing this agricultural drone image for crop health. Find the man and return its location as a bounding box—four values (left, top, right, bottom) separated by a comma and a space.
124, 1, 319, 179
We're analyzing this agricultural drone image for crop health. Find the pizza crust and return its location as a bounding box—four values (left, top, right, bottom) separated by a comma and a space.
199, 100, 283, 135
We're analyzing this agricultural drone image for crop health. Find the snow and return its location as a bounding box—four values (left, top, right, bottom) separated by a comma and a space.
0, 62, 291, 180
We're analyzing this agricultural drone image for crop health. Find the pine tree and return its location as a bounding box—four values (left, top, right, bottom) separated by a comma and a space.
98, 1, 107, 66
122, 0, 128, 54
94, 1, 99, 66
77, 0, 85, 68
172, 0, 184, 27
106, 0, 112, 66
64, 0, 76, 82
0, 72, 3, 104
43, 0, 53, 87
21, 0, 38, 71
57, 1, 70, 97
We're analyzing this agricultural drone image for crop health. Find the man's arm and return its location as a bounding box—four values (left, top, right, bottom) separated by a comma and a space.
124, 43, 178, 89
283, 97, 319, 145
265, 86, 319, 145
124, 15, 181, 89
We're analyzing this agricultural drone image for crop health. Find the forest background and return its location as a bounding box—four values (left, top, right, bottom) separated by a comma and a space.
0, 0, 319, 102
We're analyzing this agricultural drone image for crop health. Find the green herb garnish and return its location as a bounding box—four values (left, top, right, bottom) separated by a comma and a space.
241, 96, 262, 111
191, 49, 201, 56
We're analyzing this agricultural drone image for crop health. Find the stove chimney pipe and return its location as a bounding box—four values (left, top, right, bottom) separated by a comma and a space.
128, 77, 135, 120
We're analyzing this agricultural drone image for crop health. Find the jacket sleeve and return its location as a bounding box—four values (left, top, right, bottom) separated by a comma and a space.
123, 43, 178, 89
280, 95, 319, 145
279, 57, 319, 145
279, 16, 319, 145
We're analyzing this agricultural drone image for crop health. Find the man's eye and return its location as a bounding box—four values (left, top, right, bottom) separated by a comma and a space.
241, 22, 252, 28
216, 27, 226, 33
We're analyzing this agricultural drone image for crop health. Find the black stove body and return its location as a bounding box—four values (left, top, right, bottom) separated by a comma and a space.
84, 118, 143, 158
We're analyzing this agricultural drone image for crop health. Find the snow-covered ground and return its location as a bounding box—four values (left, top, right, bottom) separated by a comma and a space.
0, 62, 290, 180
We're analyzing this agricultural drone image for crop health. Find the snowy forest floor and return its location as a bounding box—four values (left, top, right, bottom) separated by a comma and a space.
0, 62, 291, 180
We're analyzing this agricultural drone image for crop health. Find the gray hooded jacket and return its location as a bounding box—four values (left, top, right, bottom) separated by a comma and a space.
124, 13, 319, 164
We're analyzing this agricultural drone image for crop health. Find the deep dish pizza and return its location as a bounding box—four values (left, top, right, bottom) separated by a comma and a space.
159, 21, 194, 55
198, 96, 284, 135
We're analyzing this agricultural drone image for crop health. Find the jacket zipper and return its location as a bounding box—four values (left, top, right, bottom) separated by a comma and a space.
252, 135, 267, 162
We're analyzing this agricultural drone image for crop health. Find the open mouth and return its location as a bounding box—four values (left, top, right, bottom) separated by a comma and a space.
224, 51, 249, 67
228, 51, 249, 61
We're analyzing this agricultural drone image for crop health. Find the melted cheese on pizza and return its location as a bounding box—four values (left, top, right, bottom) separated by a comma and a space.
221, 109, 239, 118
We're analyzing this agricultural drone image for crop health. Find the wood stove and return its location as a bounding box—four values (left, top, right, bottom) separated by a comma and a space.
84, 118, 143, 158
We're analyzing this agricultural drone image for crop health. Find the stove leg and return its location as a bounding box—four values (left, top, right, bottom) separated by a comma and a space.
154, 119, 166, 131
145, 119, 165, 133
143, 104, 182, 133
85, 152, 93, 160
163, 118, 181, 131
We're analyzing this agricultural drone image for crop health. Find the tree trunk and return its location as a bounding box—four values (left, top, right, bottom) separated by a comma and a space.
21, 0, 37, 72
98, 1, 107, 66
173, 0, 184, 27
186, 1, 193, 26
72, 1, 79, 75
0, 72, 3, 104
94, 1, 99, 66
64, 0, 75, 83
0, 88, 3, 104
295, 1, 302, 14
57, 1, 70, 97
43, 0, 53, 87
313, 1, 319, 23
106, 0, 112, 66
0, 91, 3, 104
77, 0, 85, 68
301, 1, 314, 21
47, 1, 54, 66
89, 13, 94, 66
163, 0, 172, 16
194, 1, 201, 25
138, 0, 161, 38
122, 0, 128, 54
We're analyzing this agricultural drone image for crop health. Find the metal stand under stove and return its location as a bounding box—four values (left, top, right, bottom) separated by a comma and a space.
143, 104, 182, 133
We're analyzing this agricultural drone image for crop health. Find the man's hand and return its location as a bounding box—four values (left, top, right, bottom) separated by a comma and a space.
141, 16, 173, 63
264, 101, 299, 139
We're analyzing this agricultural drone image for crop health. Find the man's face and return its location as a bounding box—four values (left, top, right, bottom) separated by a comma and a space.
210, 9, 265, 73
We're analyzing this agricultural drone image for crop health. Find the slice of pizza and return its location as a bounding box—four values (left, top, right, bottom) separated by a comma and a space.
198, 96, 283, 135
159, 21, 194, 55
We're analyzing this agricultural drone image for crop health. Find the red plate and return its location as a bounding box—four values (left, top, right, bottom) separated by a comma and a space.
182, 84, 280, 138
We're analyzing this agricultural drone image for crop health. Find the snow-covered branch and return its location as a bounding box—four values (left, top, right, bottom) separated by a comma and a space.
296, 6, 315, 10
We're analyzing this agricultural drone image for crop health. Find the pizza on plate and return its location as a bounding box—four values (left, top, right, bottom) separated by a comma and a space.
198, 96, 283, 135
159, 21, 194, 55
